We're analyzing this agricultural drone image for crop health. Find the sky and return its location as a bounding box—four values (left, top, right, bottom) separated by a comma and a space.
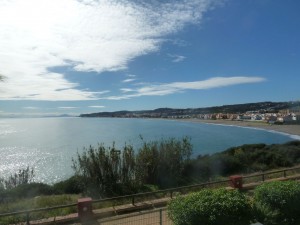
0, 0, 299, 117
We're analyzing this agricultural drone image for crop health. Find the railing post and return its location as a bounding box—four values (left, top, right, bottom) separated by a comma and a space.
262, 173, 265, 182
159, 208, 162, 225
132, 196, 135, 205
229, 175, 243, 189
26, 211, 30, 225
170, 191, 173, 199
284, 170, 287, 178
77, 198, 93, 221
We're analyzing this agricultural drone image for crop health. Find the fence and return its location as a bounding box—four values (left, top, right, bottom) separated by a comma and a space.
99, 208, 172, 225
1, 165, 300, 225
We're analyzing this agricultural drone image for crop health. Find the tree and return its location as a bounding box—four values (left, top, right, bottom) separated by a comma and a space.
136, 137, 192, 188
72, 143, 138, 197
0, 167, 34, 189
72, 137, 193, 197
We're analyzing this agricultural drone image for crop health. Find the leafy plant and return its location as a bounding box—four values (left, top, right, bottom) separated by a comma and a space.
254, 180, 300, 225
168, 188, 253, 225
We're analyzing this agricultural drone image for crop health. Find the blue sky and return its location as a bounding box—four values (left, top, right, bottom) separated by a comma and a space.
0, 0, 299, 117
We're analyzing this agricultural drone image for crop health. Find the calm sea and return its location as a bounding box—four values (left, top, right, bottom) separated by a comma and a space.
0, 117, 298, 184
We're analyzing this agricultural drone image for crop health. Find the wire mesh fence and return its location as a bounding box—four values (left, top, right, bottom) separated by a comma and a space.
99, 208, 172, 225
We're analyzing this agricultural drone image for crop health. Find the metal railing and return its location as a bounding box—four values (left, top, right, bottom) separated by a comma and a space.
99, 207, 172, 225
1, 165, 300, 225
0, 203, 77, 225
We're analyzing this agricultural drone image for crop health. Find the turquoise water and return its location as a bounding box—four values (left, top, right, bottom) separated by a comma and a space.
0, 117, 298, 184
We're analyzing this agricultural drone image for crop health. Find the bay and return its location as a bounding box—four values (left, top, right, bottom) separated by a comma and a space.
0, 117, 297, 184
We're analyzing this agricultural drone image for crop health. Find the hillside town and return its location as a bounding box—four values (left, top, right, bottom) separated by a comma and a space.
118, 108, 300, 124
170, 108, 300, 124
81, 102, 300, 125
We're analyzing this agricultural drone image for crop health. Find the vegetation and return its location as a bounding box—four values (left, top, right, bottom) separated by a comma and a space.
0, 137, 300, 225
1, 139, 300, 224
72, 143, 138, 197
135, 137, 192, 188
1, 140, 300, 200
184, 141, 300, 183
254, 181, 300, 225
168, 188, 252, 225
0, 167, 34, 190
0, 194, 78, 225
72, 137, 192, 197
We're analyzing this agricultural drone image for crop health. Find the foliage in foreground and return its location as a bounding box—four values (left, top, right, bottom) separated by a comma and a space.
2, 140, 300, 201
168, 188, 252, 225
72, 137, 192, 197
254, 180, 300, 225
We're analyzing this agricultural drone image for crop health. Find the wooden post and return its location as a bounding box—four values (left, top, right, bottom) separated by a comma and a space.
159, 209, 163, 225
26, 212, 30, 225
77, 198, 93, 221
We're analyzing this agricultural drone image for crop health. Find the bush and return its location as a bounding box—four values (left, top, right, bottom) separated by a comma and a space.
72, 137, 192, 197
254, 180, 300, 225
52, 176, 84, 194
168, 188, 252, 225
136, 137, 192, 188
4, 183, 54, 199
72, 143, 138, 198
0, 167, 34, 190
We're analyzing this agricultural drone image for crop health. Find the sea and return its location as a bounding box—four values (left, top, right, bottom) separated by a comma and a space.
0, 117, 299, 184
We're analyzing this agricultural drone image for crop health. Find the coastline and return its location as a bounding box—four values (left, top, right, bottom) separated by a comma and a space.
173, 119, 300, 137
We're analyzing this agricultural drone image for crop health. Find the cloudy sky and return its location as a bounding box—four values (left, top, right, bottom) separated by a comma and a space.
0, 0, 299, 116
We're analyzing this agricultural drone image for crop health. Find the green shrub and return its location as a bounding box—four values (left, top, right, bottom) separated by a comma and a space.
168, 188, 252, 225
3, 183, 54, 200
254, 181, 300, 225
52, 175, 84, 194
0, 167, 34, 190
136, 137, 192, 188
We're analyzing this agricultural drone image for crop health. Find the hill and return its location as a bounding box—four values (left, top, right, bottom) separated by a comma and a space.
80, 101, 300, 118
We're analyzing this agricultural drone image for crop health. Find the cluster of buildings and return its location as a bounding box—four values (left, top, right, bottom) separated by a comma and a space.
171, 108, 300, 124
90, 104, 300, 125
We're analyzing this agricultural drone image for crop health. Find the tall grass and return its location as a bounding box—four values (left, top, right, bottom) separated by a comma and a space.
0, 194, 79, 225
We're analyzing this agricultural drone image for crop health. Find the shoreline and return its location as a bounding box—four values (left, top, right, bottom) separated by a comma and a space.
172, 119, 300, 137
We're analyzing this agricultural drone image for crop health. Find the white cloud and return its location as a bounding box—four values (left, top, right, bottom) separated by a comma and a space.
23, 107, 39, 110
120, 88, 134, 93
103, 76, 266, 100
58, 107, 78, 109
122, 79, 136, 83
88, 105, 105, 108
0, 0, 216, 101
168, 54, 186, 63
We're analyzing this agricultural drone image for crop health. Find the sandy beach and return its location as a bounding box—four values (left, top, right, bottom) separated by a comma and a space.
175, 119, 300, 137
